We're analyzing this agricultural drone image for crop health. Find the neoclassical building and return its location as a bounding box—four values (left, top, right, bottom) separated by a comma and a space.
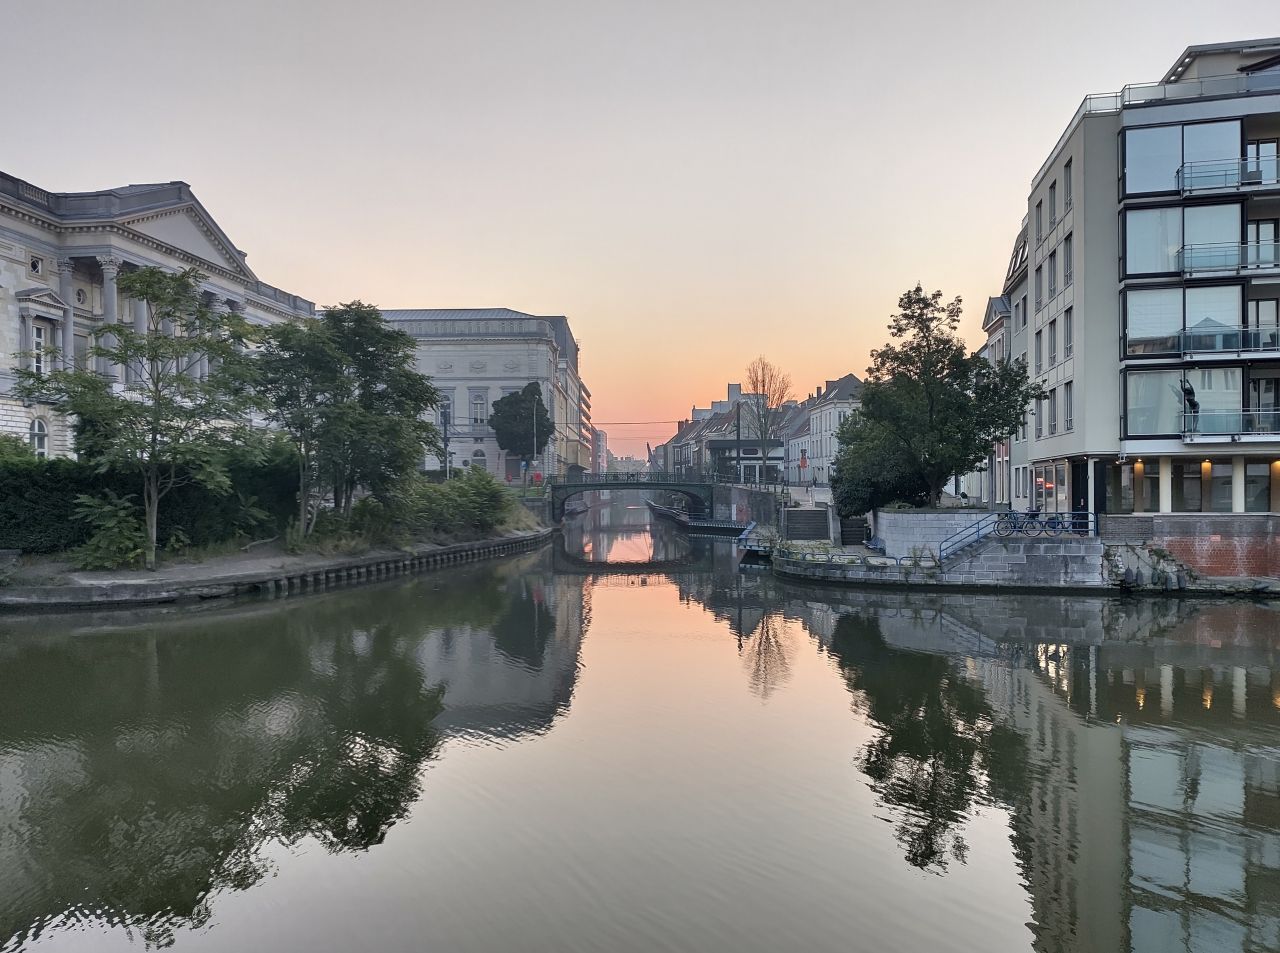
0, 170, 314, 457
382, 308, 593, 480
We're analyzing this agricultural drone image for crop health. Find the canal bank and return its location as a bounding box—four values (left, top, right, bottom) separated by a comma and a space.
0, 527, 554, 612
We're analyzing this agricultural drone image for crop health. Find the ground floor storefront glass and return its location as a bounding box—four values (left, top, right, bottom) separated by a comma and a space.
1105, 457, 1278, 513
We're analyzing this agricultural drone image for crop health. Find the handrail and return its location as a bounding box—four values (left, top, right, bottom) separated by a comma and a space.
938, 513, 1003, 562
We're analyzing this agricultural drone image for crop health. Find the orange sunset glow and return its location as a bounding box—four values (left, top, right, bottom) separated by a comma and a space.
8, 1, 1264, 454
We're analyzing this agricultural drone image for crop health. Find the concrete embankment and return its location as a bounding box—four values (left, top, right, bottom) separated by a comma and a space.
0, 528, 553, 612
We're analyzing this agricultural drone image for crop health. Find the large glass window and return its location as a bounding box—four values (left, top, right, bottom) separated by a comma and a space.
1126, 288, 1182, 354
1171, 462, 1202, 512
1063, 234, 1073, 285
1245, 462, 1271, 511
1208, 462, 1233, 512
1191, 366, 1242, 434
1248, 299, 1279, 350
1035, 330, 1043, 373
1126, 369, 1185, 434
1183, 204, 1241, 271
1184, 285, 1242, 348
1048, 319, 1057, 366
28, 419, 47, 458
1064, 307, 1074, 357
1125, 125, 1182, 194
1048, 388, 1058, 434
1106, 462, 1135, 514
1064, 381, 1073, 430
1125, 207, 1182, 275
1183, 120, 1241, 167
1048, 251, 1057, 296
1063, 159, 1073, 209
1035, 266, 1043, 307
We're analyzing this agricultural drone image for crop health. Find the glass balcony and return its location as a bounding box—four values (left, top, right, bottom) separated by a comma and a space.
1179, 242, 1280, 275
1182, 409, 1280, 437
1178, 158, 1280, 195
1179, 325, 1280, 354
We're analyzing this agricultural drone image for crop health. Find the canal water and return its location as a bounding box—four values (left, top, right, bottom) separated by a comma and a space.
2, 501, 1280, 953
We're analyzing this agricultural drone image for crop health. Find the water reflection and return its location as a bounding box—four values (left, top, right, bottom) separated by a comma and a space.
4, 503, 1280, 953
0, 555, 585, 950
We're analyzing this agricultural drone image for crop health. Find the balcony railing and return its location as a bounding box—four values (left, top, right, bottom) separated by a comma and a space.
1179, 242, 1280, 275
1178, 326, 1280, 354
1178, 157, 1280, 194
1182, 410, 1280, 437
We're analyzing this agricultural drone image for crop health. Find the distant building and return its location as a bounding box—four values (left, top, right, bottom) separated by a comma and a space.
0, 170, 314, 457
381, 308, 592, 479
804, 374, 863, 485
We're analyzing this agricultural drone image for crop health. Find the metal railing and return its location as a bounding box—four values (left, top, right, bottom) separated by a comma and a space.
550, 470, 721, 485
1181, 409, 1280, 436
939, 511, 1098, 562
1179, 242, 1280, 275
1178, 157, 1280, 194
938, 513, 1003, 562
1177, 326, 1280, 354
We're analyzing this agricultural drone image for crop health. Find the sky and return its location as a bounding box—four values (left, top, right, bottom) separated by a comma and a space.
8, 1, 1275, 454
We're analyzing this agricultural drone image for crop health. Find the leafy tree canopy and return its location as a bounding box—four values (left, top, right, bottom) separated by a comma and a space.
488, 382, 552, 463
837, 284, 1043, 508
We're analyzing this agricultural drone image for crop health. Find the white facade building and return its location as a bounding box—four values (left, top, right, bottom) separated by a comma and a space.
0, 171, 314, 457
382, 309, 591, 480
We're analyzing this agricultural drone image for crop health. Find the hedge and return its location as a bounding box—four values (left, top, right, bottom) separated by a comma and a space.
0, 451, 299, 555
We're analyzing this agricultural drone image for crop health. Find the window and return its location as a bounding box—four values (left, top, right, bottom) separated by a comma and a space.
1184, 120, 1244, 185
29, 255, 43, 276
1048, 181, 1057, 226
1185, 285, 1242, 349
74, 288, 87, 306
1063, 159, 1073, 210
1124, 125, 1182, 194
1048, 319, 1057, 366
32, 324, 46, 376
1184, 203, 1241, 270
28, 419, 47, 458
1126, 369, 1186, 434
1246, 462, 1271, 512
1064, 381, 1073, 431
1035, 397, 1043, 438
470, 449, 487, 470
1035, 330, 1043, 374
1048, 251, 1058, 297
1064, 307, 1074, 357
1020, 294, 1028, 327
1035, 266, 1044, 309
1125, 207, 1182, 275
1035, 201, 1043, 243
1063, 234, 1073, 286
1048, 388, 1058, 434
1248, 298, 1280, 349
1013, 298, 1021, 331
1125, 288, 1182, 354
470, 393, 488, 425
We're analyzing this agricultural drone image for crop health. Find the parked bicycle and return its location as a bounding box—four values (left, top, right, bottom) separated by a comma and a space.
993, 510, 1072, 538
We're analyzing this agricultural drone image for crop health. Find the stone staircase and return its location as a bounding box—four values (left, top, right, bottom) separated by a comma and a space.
840, 516, 867, 546
784, 507, 831, 541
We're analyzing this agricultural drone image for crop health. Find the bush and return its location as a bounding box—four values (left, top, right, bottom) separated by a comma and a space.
0, 445, 299, 555
72, 491, 145, 570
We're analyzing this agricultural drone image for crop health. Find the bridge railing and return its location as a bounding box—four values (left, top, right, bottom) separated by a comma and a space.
549, 471, 722, 485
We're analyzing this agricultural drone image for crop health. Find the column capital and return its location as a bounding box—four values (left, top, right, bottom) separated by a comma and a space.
56, 258, 75, 278
97, 256, 122, 278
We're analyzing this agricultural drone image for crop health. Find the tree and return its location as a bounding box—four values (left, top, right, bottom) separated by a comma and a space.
15, 267, 256, 570
744, 355, 792, 479
309, 300, 440, 516
488, 382, 552, 479
831, 415, 930, 515
254, 319, 344, 535
850, 285, 1042, 507
0, 432, 35, 463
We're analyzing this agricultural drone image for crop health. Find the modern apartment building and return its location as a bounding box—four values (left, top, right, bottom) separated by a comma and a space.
989, 38, 1280, 525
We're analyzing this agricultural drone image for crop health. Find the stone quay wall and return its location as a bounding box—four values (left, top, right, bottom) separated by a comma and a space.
872, 509, 989, 558
1102, 514, 1280, 578
0, 529, 554, 612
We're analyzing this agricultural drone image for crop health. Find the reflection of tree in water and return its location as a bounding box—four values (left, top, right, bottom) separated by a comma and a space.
491, 583, 557, 670
0, 569, 526, 950
828, 611, 1024, 872
741, 611, 794, 701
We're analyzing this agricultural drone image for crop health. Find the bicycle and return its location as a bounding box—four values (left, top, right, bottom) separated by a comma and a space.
1041, 513, 1066, 537
994, 509, 1042, 537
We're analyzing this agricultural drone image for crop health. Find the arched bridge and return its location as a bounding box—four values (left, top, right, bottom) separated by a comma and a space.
546, 472, 715, 522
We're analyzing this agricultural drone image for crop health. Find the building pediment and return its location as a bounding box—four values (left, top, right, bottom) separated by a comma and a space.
121, 206, 257, 280
17, 286, 68, 318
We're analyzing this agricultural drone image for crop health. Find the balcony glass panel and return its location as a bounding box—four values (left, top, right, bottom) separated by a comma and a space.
1185, 204, 1240, 247
1126, 288, 1182, 354
1183, 121, 1240, 166
1183, 286, 1242, 349
1127, 369, 1184, 434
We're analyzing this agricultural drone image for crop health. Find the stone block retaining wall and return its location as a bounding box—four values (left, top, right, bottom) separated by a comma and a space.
872, 509, 990, 558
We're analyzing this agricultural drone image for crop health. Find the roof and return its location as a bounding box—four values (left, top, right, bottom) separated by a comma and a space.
982, 295, 1011, 334
1161, 37, 1280, 84
382, 308, 579, 372
812, 373, 863, 405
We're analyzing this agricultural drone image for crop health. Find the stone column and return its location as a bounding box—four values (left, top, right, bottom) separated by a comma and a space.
1231, 455, 1246, 513
57, 259, 75, 369
98, 257, 122, 382
132, 296, 148, 384
1158, 457, 1173, 513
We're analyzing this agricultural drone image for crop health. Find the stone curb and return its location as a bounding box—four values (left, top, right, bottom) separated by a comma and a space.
0, 529, 555, 612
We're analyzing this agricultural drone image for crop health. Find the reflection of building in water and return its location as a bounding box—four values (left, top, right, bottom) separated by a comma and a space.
972, 640, 1280, 953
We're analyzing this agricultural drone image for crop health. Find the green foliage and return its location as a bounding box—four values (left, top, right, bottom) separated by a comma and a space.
0, 433, 34, 463
849, 284, 1044, 507
832, 414, 931, 516
0, 452, 298, 555
488, 382, 552, 463
72, 491, 145, 570
350, 470, 517, 543
13, 266, 260, 569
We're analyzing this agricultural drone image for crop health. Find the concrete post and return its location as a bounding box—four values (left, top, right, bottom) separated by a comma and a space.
57, 259, 75, 369
1231, 456, 1246, 513
1158, 457, 1172, 513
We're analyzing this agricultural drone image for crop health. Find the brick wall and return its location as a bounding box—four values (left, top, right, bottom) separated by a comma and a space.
1151, 515, 1279, 578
